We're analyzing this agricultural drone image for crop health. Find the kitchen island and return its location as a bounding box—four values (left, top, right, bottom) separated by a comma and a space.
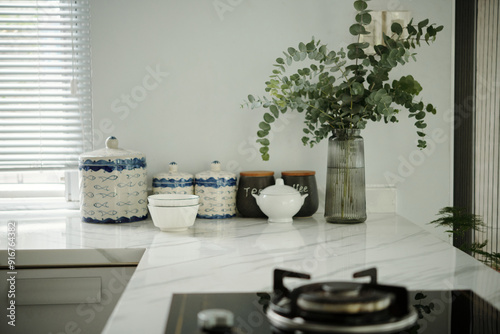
1, 211, 499, 333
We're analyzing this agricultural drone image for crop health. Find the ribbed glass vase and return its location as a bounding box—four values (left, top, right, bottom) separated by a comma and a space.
324, 129, 367, 224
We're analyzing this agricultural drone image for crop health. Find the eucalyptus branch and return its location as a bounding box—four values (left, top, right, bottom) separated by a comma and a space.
242, 0, 443, 160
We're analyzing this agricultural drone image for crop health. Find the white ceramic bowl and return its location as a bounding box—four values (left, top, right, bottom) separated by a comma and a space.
148, 204, 199, 232
253, 194, 307, 223
148, 194, 199, 207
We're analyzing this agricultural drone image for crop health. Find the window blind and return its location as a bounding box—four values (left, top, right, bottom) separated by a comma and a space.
0, 0, 92, 171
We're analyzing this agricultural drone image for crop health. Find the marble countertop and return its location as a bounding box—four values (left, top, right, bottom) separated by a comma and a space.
0, 210, 499, 333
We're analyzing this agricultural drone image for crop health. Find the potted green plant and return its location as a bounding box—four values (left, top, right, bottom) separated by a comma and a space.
429, 207, 500, 270
242, 0, 443, 223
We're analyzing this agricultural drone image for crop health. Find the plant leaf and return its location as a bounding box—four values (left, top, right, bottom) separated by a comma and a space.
351, 82, 364, 96
257, 130, 267, 138
353, 0, 368, 11
256, 138, 270, 146
259, 122, 271, 131
264, 113, 275, 123
269, 105, 279, 118
418, 19, 429, 28
391, 22, 403, 35
349, 23, 368, 36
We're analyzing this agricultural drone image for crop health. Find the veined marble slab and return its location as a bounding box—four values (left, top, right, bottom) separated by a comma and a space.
0, 211, 498, 334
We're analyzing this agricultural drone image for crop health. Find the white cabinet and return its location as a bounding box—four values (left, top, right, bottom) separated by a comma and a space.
0, 249, 144, 334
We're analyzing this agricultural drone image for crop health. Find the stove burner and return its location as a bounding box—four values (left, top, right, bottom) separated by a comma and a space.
297, 284, 394, 314
267, 308, 418, 334
266, 268, 418, 334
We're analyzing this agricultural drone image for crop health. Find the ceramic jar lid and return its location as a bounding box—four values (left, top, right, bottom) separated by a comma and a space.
154, 162, 193, 183
260, 178, 299, 196
79, 136, 145, 167
195, 161, 236, 184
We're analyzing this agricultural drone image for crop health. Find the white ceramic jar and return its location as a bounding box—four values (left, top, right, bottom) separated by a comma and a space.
195, 161, 237, 219
152, 162, 194, 195
79, 136, 148, 223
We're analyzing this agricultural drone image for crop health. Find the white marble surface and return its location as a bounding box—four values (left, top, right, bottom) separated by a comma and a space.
0, 210, 499, 334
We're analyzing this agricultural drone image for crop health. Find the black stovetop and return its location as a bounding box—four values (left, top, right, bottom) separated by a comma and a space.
165, 290, 500, 334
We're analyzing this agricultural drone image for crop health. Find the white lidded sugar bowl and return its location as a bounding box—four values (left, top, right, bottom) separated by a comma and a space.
79, 136, 148, 223
252, 178, 308, 223
152, 162, 194, 195
195, 161, 237, 219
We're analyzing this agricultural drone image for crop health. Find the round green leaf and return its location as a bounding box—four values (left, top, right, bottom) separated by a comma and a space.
348, 47, 366, 60
356, 13, 372, 25
259, 122, 271, 131
319, 45, 327, 56
391, 22, 403, 35
257, 138, 270, 146
257, 130, 268, 138
351, 82, 364, 96
264, 113, 275, 123
353, 0, 368, 11
415, 111, 426, 120
349, 23, 368, 36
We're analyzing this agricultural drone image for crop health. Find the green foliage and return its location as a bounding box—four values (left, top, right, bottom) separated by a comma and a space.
241, 0, 443, 160
429, 207, 500, 270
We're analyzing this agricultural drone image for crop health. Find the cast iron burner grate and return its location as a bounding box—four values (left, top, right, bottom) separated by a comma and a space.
266, 268, 418, 333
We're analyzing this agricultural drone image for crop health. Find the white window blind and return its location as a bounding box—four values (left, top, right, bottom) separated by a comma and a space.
0, 0, 92, 171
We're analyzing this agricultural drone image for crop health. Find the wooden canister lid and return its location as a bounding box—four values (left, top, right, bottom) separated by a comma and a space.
240, 170, 274, 177
281, 170, 316, 176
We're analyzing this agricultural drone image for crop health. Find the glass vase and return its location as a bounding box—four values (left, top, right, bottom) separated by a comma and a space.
324, 129, 367, 223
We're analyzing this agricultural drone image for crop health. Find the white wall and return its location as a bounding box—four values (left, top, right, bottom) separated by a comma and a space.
90, 0, 454, 239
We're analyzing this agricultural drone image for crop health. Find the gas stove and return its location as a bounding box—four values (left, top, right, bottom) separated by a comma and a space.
165, 268, 500, 334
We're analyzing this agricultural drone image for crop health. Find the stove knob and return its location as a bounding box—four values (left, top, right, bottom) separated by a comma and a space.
197, 309, 234, 333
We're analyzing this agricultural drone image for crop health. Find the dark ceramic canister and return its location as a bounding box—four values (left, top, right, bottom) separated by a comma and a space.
236, 171, 275, 217
281, 170, 319, 217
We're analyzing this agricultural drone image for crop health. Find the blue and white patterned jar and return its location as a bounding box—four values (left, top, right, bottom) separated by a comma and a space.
78, 136, 148, 224
152, 162, 194, 195
195, 161, 237, 219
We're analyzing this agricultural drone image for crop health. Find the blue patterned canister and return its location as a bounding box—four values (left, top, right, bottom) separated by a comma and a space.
152, 162, 194, 195
195, 161, 237, 219
78, 136, 148, 223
